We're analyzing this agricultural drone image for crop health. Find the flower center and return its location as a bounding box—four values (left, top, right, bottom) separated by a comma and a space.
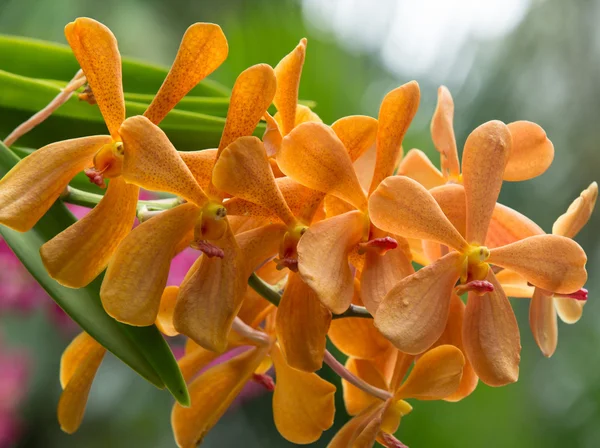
194, 202, 228, 242
460, 244, 490, 283
276, 224, 307, 271
92, 140, 124, 179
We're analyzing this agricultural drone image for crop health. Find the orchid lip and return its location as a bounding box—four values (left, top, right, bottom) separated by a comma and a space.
357, 236, 398, 255
252, 373, 275, 391
191, 241, 225, 258
455, 279, 494, 296
555, 288, 588, 301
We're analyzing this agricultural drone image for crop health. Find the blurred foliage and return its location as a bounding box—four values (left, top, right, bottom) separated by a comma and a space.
0, 0, 599, 447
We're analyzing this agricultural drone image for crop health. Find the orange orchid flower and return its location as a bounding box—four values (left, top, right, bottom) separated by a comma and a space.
273, 81, 419, 317
99, 63, 280, 354
0, 17, 228, 288
329, 345, 465, 448
368, 120, 588, 386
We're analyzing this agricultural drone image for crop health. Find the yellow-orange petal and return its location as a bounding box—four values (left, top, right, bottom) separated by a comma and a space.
331, 115, 379, 162
395, 345, 465, 400
119, 116, 209, 207
555, 297, 585, 324
486, 203, 544, 248
431, 86, 459, 179
488, 234, 587, 294
360, 231, 414, 315
174, 226, 246, 352
463, 271, 521, 387
58, 332, 105, 434
235, 223, 287, 276
529, 288, 557, 358
368, 176, 468, 252
179, 149, 218, 192
156, 286, 179, 337
461, 120, 512, 244
297, 210, 365, 314
172, 346, 267, 448
263, 112, 283, 157
343, 358, 388, 416
273, 39, 306, 135
494, 269, 534, 298
64, 18, 124, 139
294, 104, 323, 126
354, 144, 377, 193
0, 135, 110, 232
100, 203, 198, 325
329, 280, 392, 359
553, 182, 598, 238
277, 178, 325, 224
40, 176, 138, 288
271, 344, 336, 444
144, 23, 228, 125
462, 120, 512, 245
327, 405, 382, 448
504, 121, 554, 181
276, 272, 331, 372
278, 122, 368, 211
178, 343, 221, 383
324, 194, 355, 219
218, 64, 277, 153
375, 252, 463, 355
369, 81, 420, 194
389, 351, 416, 392
213, 136, 296, 227
434, 294, 479, 402
396, 149, 445, 190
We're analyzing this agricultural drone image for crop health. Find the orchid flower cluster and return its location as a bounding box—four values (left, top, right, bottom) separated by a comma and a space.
0, 17, 596, 448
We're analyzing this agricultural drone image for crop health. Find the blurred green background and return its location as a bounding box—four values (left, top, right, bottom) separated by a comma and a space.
0, 0, 599, 446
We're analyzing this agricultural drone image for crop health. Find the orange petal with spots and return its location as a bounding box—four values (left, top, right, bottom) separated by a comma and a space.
329, 280, 392, 359
343, 358, 389, 416
396, 149, 445, 190
462, 120, 512, 245
58, 332, 105, 434
463, 271, 521, 387
395, 345, 465, 400
0, 135, 110, 232
100, 203, 198, 326
488, 234, 587, 294
64, 18, 124, 139
298, 210, 365, 314
278, 122, 368, 211
174, 226, 246, 352
235, 223, 287, 276
553, 182, 597, 238
324, 194, 355, 218
172, 346, 267, 448
369, 81, 420, 193
375, 252, 462, 355
144, 23, 228, 124
119, 116, 208, 206
331, 115, 379, 162
486, 203, 544, 248
529, 288, 557, 358
504, 121, 554, 181
218, 64, 277, 153
435, 294, 479, 401
273, 39, 306, 135
180, 149, 217, 192
156, 286, 179, 337
213, 136, 296, 227
276, 272, 331, 372
360, 231, 414, 315
41, 176, 138, 288
272, 344, 336, 444
263, 112, 282, 157
368, 176, 468, 251
431, 86, 459, 179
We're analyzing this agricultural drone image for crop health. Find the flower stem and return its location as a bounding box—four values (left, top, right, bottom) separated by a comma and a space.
4, 70, 86, 147
248, 273, 283, 306
61, 186, 182, 211
323, 350, 392, 401
231, 317, 271, 346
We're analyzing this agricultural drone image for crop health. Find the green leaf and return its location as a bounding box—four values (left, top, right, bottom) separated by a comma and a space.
0, 141, 190, 406
0, 34, 230, 97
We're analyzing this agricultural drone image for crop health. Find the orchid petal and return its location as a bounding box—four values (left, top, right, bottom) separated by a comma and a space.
298, 210, 365, 314
488, 234, 587, 294
463, 271, 521, 387
555, 297, 585, 324
431, 86, 459, 179
64, 18, 124, 139
328, 405, 382, 448
180, 149, 218, 192
552, 181, 597, 238
156, 286, 179, 337
41, 176, 138, 288
487, 203, 544, 248
332, 115, 379, 162
375, 252, 463, 355
144, 23, 228, 124
368, 176, 469, 252
462, 120, 512, 244
343, 358, 389, 416
504, 121, 554, 181
272, 344, 336, 444
396, 149, 445, 190
0, 136, 110, 232
100, 203, 198, 325
529, 288, 558, 357
273, 39, 306, 135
